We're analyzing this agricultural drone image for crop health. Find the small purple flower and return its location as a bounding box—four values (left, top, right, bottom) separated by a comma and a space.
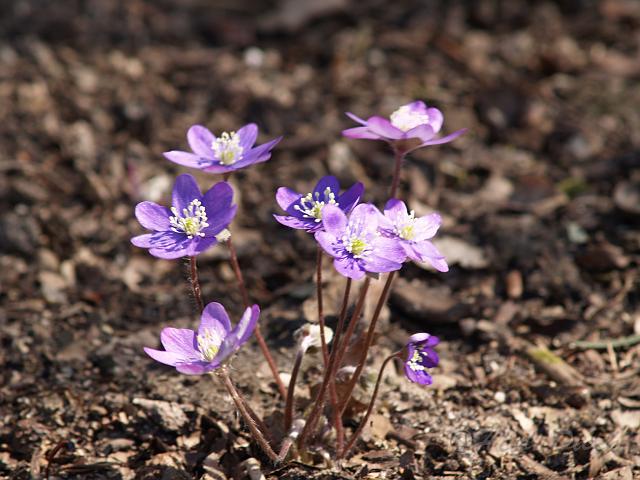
131, 174, 237, 259
315, 204, 405, 280
404, 333, 440, 385
342, 101, 466, 152
164, 124, 281, 174
274, 176, 364, 233
378, 199, 448, 272
144, 302, 260, 375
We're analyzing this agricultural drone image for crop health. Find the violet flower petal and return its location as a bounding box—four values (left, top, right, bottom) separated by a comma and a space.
199, 302, 232, 337
336, 182, 364, 213
341, 126, 382, 140
160, 328, 199, 358
163, 150, 205, 168
237, 123, 258, 150
366, 116, 404, 140
419, 128, 468, 147
333, 256, 366, 280
134, 202, 171, 231
275, 187, 303, 211
320, 204, 348, 236
345, 112, 368, 125
187, 125, 215, 158
405, 124, 435, 142
172, 174, 202, 212
426, 108, 444, 132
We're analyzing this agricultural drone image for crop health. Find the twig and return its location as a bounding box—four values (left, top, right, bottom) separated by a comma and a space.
572, 335, 640, 351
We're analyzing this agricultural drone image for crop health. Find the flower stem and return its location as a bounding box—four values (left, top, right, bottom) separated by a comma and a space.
297, 277, 370, 452
227, 236, 288, 401
339, 352, 401, 458
189, 256, 204, 312
339, 271, 396, 416
217, 368, 278, 462
389, 149, 405, 199
316, 246, 329, 367
284, 347, 305, 432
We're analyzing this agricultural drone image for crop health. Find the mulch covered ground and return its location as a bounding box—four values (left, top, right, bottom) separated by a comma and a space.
1, 0, 640, 478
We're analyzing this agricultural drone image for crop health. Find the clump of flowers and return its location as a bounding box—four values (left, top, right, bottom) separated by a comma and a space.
134, 103, 462, 463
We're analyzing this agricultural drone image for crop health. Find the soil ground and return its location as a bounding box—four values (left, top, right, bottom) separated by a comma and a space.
1, 1, 640, 479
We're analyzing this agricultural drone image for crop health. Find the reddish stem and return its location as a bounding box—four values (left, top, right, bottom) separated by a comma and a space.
227, 236, 287, 401
389, 149, 405, 199
189, 256, 204, 312
316, 246, 329, 366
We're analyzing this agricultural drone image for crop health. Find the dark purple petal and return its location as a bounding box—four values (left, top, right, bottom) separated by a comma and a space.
172, 174, 203, 212
404, 362, 433, 385
163, 150, 207, 168
202, 163, 235, 174
160, 328, 199, 357
237, 123, 258, 150
345, 112, 368, 125
334, 256, 366, 280
276, 187, 303, 211
274, 214, 313, 230
341, 127, 383, 140
187, 125, 215, 158
200, 302, 232, 338
419, 128, 467, 147
426, 108, 443, 132
336, 182, 364, 213
404, 124, 435, 142
201, 182, 237, 234
313, 175, 340, 197
420, 347, 440, 368
186, 235, 218, 257
366, 116, 404, 140
320, 205, 348, 237
135, 201, 171, 231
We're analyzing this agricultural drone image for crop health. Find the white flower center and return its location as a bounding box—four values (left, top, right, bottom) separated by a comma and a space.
408, 346, 428, 372
394, 210, 416, 240
390, 105, 430, 132
169, 199, 209, 239
197, 328, 221, 361
212, 131, 244, 165
342, 218, 374, 259
293, 187, 338, 223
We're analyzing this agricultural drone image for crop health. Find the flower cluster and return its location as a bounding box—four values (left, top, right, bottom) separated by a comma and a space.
133, 99, 462, 461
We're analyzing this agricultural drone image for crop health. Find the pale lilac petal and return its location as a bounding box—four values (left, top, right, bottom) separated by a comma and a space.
144, 347, 183, 367
237, 123, 258, 150
187, 125, 215, 158
366, 116, 404, 140
334, 256, 366, 280
419, 128, 467, 147
131, 233, 156, 248
349, 203, 380, 231
412, 240, 448, 272
231, 137, 281, 169
233, 305, 260, 346
342, 127, 383, 140
176, 362, 218, 375
202, 163, 235, 174
374, 236, 407, 263
413, 213, 441, 241
160, 328, 199, 357
336, 182, 364, 213
320, 205, 348, 237
361, 254, 403, 273
200, 302, 232, 338
163, 150, 207, 168
408, 333, 432, 344
276, 187, 303, 211
405, 100, 428, 114
426, 108, 443, 133
404, 124, 435, 142
404, 363, 433, 385
314, 231, 343, 257
135, 202, 171, 231
172, 174, 202, 212
274, 214, 312, 230
313, 175, 340, 197
345, 112, 368, 125
384, 198, 408, 220
133, 231, 192, 259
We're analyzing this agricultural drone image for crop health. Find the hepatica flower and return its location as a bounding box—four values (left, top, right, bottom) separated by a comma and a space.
315, 204, 405, 280
164, 123, 281, 174
378, 199, 448, 272
404, 333, 439, 385
274, 176, 364, 233
131, 174, 236, 259
342, 101, 466, 151
144, 302, 260, 374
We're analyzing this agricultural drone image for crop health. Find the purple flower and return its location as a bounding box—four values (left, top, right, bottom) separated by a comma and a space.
144, 302, 260, 375
131, 174, 237, 259
274, 176, 364, 233
404, 333, 439, 385
164, 124, 281, 174
315, 204, 405, 280
342, 101, 466, 152
378, 199, 448, 272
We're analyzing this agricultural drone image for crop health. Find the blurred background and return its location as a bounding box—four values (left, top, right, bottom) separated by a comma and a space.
1, 1, 639, 478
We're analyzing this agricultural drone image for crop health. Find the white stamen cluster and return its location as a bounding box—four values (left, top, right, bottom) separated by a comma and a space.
197, 328, 221, 361
169, 199, 209, 239
294, 187, 338, 222
407, 347, 426, 372
390, 105, 430, 132
342, 218, 373, 259
394, 210, 416, 240
212, 131, 244, 165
